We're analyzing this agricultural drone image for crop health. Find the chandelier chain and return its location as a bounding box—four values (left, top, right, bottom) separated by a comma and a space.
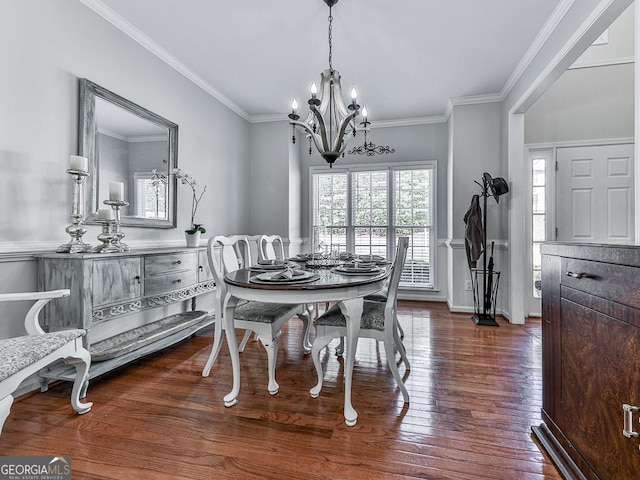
328, 8, 333, 71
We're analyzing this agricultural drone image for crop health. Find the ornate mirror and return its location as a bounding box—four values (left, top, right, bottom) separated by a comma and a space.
79, 78, 178, 228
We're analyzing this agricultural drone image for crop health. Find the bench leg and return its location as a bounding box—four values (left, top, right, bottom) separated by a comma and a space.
0, 395, 14, 436
64, 348, 93, 415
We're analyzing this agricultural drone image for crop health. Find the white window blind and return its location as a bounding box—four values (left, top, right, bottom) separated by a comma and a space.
311, 163, 436, 288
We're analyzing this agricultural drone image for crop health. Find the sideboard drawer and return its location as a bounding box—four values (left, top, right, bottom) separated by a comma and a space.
145, 270, 197, 296
561, 257, 640, 309
145, 252, 197, 276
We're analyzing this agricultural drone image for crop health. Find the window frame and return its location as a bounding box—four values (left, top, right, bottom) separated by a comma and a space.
309, 160, 437, 289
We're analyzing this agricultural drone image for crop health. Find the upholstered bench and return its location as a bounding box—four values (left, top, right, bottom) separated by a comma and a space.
0, 289, 92, 436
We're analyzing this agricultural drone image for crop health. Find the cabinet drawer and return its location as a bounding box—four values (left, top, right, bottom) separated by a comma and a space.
561, 258, 640, 309
145, 252, 197, 275
93, 258, 142, 307
145, 270, 197, 296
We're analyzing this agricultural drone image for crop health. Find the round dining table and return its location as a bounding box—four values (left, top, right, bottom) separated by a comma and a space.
223, 264, 391, 426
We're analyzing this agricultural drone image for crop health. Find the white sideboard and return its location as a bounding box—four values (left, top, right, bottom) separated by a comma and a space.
36, 247, 215, 392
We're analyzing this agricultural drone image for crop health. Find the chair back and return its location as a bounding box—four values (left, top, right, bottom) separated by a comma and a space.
207, 235, 253, 320
384, 237, 409, 329
211, 235, 252, 273
259, 235, 285, 261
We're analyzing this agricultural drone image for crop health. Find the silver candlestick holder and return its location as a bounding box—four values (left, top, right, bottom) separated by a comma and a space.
94, 219, 120, 254
103, 199, 130, 252
57, 169, 93, 253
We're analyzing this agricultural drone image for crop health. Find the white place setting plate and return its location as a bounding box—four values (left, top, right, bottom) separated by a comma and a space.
250, 270, 320, 285
332, 266, 382, 276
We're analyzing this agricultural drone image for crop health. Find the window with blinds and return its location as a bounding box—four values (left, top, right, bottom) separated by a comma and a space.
134, 172, 167, 219
311, 163, 436, 288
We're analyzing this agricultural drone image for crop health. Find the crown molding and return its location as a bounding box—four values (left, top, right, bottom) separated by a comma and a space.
79, 0, 250, 121
569, 55, 635, 69
370, 116, 448, 128
249, 113, 448, 127
450, 93, 504, 107
249, 114, 289, 124
500, 0, 576, 99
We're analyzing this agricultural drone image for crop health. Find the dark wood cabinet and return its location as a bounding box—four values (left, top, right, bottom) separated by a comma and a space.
535, 242, 640, 480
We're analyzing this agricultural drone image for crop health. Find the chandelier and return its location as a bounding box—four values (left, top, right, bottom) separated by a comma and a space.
288, 0, 361, 168
348, 107, 395, 156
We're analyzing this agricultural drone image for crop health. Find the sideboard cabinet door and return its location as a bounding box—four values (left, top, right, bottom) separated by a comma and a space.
92, 258, 142, 307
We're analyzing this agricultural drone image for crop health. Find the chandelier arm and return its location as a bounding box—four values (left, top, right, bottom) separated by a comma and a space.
289, 119, 328, 155
309, 105, 332, 152
333, 110, 359, 152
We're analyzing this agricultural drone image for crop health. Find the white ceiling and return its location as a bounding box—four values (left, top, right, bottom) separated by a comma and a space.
85, 0, 564, 124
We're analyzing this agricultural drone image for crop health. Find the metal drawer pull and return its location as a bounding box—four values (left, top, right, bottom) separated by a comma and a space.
566, 271, 588, 279
173, 260, 182, 265
172, 279, 182, 284
623, 404, 639, 438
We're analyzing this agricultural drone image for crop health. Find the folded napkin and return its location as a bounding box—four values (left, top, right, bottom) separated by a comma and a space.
269, 267, 305, 280
258, 259, 286, 266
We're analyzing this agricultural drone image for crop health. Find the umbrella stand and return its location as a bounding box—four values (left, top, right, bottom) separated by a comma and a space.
470, 173, 507, 327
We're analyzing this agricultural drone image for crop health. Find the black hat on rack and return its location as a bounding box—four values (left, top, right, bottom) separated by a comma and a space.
483, 173, 509, 203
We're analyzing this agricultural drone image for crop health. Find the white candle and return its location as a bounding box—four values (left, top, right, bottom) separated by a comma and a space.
69, 155, 88, 172
109, 182, 124, 201
98, 208, 115, 221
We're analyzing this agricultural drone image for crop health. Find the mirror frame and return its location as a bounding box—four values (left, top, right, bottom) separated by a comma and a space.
79, 78, 178, 228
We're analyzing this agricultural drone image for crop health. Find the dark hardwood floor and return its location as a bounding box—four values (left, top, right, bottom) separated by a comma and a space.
1, 302, 561, 479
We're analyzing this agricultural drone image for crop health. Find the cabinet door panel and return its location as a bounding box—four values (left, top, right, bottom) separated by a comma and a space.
198, 250, 213, 282
596, 314, 640, 479
93, 258, 141, 307
561, 298, 640, 479
560, 299, 598, 460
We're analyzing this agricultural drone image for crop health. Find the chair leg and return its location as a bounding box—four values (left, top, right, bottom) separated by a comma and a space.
384, 335, 410, 403
299, 308, 313, 354
335, 337, 345, 356
238, 329, 253, 352
396, 312, 405, 339
310, 333, 334, 398
393, 320, 411, 371
258, 330, 281, 395
65, 348, 94, 414
0, 395, 14, 436
202, 315, 224, 376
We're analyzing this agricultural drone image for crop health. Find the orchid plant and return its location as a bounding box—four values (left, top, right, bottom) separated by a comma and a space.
151, 167, 207, 234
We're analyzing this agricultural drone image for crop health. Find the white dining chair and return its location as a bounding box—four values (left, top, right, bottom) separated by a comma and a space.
259, 234, 313, 353
259, 234, 285, 262
310, 236, 411, 404
202, 235, 311, 395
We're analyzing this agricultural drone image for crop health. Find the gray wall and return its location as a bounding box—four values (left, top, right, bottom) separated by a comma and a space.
525, 3, 635, 144
0, 0, 251, 338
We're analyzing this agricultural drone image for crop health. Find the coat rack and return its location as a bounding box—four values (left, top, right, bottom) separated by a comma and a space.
470, 172, 509, 327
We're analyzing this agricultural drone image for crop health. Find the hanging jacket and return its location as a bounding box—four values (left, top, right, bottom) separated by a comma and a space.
463, 194, 484, 269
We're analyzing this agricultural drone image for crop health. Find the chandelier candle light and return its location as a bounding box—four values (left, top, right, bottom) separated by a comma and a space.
288, 0, 362, 168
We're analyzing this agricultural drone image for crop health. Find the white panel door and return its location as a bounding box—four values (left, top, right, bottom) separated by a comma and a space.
556, 144, 634, 243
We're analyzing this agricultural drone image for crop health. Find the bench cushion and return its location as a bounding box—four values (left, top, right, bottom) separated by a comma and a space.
0, 330, 85, 382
